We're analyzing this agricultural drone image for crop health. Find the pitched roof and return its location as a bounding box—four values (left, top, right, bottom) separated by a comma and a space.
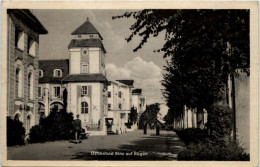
132, 89, 142, 95
62, 74, 109, 85
71, 19, 103, 39
68, 39, 106, 53
116, 80, 134, 87
39, 59, 69, 83
8, 9, 48, 34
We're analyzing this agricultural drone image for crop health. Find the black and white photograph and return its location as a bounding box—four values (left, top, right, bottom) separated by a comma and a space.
1, 1, 258, 166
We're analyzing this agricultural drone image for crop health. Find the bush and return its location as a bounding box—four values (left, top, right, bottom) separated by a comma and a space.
7, 117, 25, 146
207, 104, 232, 139
178, 139, 249, 161
29, 108, 74, 143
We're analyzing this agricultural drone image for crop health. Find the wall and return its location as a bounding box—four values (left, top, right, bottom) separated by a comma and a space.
69, 48, 81, 74
7, 13, 40, 132
234, 70, 250, 153
89, 47, 100, 73
68, 82, 102, 125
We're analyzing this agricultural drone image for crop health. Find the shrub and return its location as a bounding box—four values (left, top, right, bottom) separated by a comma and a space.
178, 139, 249, 161
207, 104, 232, 139
29, 108, 74, 143
7, 117, 25, 146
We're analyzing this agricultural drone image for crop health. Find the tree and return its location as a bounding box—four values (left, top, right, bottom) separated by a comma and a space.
140, 103, 160, 128
129, 106, 138, 124
7, 117, 25, 146
113, 10, 249, 128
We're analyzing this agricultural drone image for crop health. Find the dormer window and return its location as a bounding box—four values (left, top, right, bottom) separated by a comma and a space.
53, 69, 62, 77
39, 70, 43, 77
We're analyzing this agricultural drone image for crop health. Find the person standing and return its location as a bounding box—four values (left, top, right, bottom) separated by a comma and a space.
143, 121, 147, 134
156, 121, 160, 136
73, 114, 82, 144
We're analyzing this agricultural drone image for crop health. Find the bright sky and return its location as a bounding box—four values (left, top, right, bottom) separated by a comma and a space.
33, 9, 169, 115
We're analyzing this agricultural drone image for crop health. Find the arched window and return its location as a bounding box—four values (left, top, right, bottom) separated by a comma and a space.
39, 70, 43, 77
14, 113, 21, 122
53, 69, 62, 77
16, 67, 23, 97
81, 102, 88, 114
28, 72, 33, 99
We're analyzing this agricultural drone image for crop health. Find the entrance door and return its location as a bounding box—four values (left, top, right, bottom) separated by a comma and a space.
105, 118, 113, 131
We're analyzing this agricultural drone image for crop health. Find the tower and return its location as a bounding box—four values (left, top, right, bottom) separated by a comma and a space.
63, 18, 109, 135
68, 18, 106, 75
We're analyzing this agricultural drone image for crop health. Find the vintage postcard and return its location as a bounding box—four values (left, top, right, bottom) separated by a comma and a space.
1, 1, 259, 167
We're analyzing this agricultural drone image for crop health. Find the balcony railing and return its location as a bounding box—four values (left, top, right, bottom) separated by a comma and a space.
84, 123, 101, 131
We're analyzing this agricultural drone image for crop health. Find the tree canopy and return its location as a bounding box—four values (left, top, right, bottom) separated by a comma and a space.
113, 10, 249, 117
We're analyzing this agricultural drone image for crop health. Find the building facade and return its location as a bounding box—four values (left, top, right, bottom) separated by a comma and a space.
107, 80, 134, 134
6, 9, 48, 134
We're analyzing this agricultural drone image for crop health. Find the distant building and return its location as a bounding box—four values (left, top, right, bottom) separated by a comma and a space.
6, 9, 48, 134
107, 80, 134, 134
132, 88, 146, 128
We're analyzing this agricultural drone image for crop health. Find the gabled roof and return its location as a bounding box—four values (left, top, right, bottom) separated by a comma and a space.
39, 59, 69, 84
8, 9, 48, 34
68, 39, 106, 53
116, 80, 134, 87
62, 74, 109, 85
132, 89, 142, 95
71, 19, 103, 40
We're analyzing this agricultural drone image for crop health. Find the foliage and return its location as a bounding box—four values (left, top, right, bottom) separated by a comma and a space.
129, 106, 138, 124
29, 106, 74, 143
113, 9, 249, 120
7, 117, 25, 146
207, 104, 233, 139
139, 103, 160, 128
176, 128, 209, 145
177, 139, 249, 161
163, 109, 174, 124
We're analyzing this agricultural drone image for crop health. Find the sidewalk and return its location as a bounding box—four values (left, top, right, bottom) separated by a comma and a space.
8, 130, 185, 160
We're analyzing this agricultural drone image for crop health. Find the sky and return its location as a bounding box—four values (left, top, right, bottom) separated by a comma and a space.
33, 9, 169, 116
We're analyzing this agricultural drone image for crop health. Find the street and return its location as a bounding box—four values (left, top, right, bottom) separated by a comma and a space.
8, 130, 185, 160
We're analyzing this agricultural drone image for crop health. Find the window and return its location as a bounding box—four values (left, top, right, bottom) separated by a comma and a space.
108, 91, 111, 98
78, 35, 81, 38
54, 69, 62, 77
82, 64, 88, 73
15, 29, 24, 50
89, 34, 94, 38
81, 86, 88, 95
28, 72, 33, 100
118, 92, 122, 98
81, 102, 88, 114
119, 103, 122, 109
54, 86, 60, 98
16, 68, 21, 97
108, 104, 111, 110
38, 87, 42, 97
39, 70, 43, 77
27, 36, 35, 56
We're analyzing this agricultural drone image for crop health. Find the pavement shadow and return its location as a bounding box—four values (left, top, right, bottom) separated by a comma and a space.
71, 133, 185, 160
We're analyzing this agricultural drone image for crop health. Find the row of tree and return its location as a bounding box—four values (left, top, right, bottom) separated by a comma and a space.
113, 9, 249, 132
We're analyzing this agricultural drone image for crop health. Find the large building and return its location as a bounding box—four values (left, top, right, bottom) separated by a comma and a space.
38, 19, 147, 136
6, 9, 48, 134
39, 19, 109, 135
